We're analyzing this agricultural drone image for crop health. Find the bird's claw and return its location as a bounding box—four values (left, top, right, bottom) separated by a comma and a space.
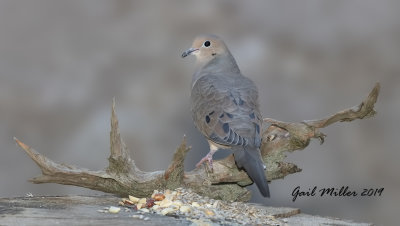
195, 153, 214, 172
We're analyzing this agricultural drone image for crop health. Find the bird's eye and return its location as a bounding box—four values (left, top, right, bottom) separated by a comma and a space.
203, 41, 211, 47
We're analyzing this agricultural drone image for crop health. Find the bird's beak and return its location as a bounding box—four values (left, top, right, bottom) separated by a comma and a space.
181, 48, 198, 58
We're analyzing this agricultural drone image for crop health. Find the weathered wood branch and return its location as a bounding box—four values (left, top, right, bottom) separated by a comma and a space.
14, 83, 380, 201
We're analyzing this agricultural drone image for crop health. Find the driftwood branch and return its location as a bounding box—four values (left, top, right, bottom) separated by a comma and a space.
14, 83, 380, 201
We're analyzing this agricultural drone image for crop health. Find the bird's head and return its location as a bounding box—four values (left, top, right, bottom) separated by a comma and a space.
182, 34, 229, 64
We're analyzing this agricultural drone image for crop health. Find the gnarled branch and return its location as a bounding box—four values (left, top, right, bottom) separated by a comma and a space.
14, 83, 380, 201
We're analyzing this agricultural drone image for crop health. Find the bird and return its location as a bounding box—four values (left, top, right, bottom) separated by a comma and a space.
181, 34, 270, 197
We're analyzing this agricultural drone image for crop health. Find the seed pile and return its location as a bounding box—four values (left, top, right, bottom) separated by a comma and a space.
114, 188, 283, 225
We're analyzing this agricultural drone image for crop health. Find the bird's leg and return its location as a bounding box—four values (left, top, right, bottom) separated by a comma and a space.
195, 151, 216, 169
196, 143, 219, 170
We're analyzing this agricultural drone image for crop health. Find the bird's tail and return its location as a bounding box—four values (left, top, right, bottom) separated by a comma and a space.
234, 147, 270, 197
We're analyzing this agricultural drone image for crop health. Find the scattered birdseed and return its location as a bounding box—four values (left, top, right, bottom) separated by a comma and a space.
108, 206, 120, 214
115, 188, 284, 225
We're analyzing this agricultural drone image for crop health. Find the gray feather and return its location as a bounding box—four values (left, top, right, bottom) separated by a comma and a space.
234, 147, 270, 197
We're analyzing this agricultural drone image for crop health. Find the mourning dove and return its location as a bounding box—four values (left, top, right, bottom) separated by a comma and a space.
182, 34, 270, 197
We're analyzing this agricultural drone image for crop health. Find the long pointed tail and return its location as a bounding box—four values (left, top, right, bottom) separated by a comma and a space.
234, 148, 270, 197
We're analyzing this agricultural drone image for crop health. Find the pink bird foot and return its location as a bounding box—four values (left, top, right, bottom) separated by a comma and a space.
196, 152, 214, 170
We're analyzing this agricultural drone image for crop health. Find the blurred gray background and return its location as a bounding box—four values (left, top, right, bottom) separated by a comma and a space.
0, 0, 398, 224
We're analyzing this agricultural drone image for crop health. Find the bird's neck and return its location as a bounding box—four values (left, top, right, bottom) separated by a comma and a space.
192, 53, 241, 87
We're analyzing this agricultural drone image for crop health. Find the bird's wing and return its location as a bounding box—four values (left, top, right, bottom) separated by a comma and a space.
191, 74, 262, 148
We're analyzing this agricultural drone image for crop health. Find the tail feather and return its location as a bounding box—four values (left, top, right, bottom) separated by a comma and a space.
234, 148, 270, 197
